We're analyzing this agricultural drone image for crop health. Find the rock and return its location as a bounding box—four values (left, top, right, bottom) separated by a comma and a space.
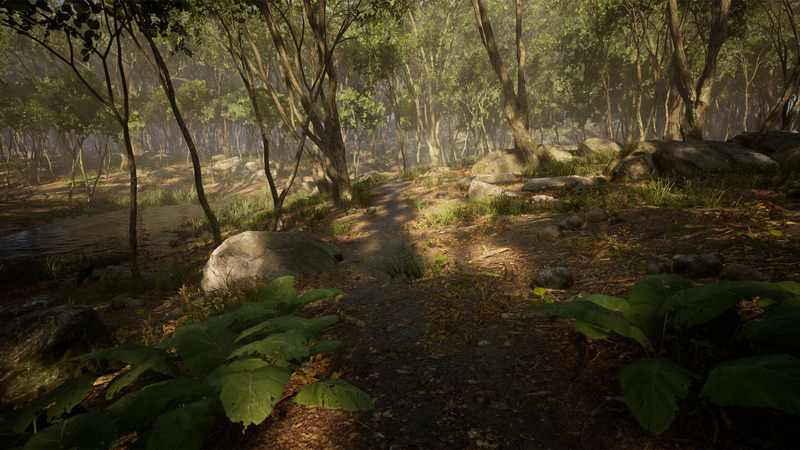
530, 194, 560, 206
786, 179, 800, 198
468, 179, 508, 200
584, 208, 608, 223
244, 161, 262, 173
720, 263, 769, 282
522, 176, 594, 193
540, 144, 576, 162
534, 224, 561, 240
471, 150, 531, 177
533, 266, 574, 289
474, 173, 518, 185
457, 176, 475, 190
110, 295, 144, 310
211, 156, 243, 174
644, 257, 672, 274
0, 302, 111, 405
672, 253, 723, 278
610, 140, 778, 182
201, 231, 342, 292
578, 138, 623, 158
557, 214, 584, 230
731, 131, 800, 156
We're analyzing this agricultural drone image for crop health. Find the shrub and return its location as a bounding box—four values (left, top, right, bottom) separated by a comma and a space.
533, 275, 800, 434
4, 277, 372, 450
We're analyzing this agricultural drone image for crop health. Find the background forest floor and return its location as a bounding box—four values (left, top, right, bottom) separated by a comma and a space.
3, 166, 800, 449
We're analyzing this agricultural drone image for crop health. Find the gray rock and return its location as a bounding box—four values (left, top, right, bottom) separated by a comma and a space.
672, 253, 724, 278
457, 176, 475, 190
533, 266, 575, 289
731, 131, 800, 156
244, 161, 262, 173
534, 224, 562, 240
540, 145, 576, 162
610, 140, 778, 182
471, 150, 531, 177
0, 302, 111, 405
585, 208, 608, 223
522, 176, 594, 193
474, 173, 518, 185
578, 138, 623, 158
557, 214, 584, 230
201, 231, 342, 292
468, 179, 507, 200
530, 194, 560, 206
720, 263, 769, 282
644, 257, 672, 274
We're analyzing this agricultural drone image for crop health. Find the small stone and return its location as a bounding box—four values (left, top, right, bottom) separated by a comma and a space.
534, 225, 561, 240
672, 253, 724, 278
530, 194, 559, 206
478, 339, 490, 347
720, 263, 769, 281
645, 258, 672, 274
533, 266, 575, 289
468, 179, 507, 200
557, 214, 583, 230
584, 208, 608, 223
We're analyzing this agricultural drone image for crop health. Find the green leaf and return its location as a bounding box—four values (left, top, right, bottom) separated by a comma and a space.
624, 275, 693, 335
260, 276, 298, 304
12, 374, 96, 433
295, 288, 344, 306
741, 305, 800, 352
294, 379, 374, 411
619, 358, 695, 434
146, 399, 216, 450
703, 354, 800, 415
78, 345, 178, 400
206, 359, 271, 390
107, 377, 213, 434
219, 366, 291, 429
160, 322, 236, 375
236, 315, 339, 343
579, 294, 628, 312
24, 412, 117, 450
229, 330, 310, 366
310, 340, 342, 355
574, 321, 610, 341
533, 301, 652, 351
207, 302, 280, 333
671, 281, 800, 329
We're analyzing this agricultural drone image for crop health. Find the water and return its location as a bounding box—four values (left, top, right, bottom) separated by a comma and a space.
0, 203, 206, 261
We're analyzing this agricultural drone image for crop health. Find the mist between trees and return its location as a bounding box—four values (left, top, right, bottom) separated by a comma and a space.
1, 0, 798, 276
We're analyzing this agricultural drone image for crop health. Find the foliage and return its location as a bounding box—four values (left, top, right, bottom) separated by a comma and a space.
533, 275, 800, 434
7, 276, 371, 449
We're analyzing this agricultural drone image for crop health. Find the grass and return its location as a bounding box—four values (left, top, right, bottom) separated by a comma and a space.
381, 247, 426, 280
106, 187, 199, 209
417, 196, 539, 229
329, 220, 353, 236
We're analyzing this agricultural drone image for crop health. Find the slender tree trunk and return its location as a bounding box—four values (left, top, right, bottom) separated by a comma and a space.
144, 35, 222, 246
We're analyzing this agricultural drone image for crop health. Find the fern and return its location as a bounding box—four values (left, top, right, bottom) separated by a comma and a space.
11, 276, 367, 449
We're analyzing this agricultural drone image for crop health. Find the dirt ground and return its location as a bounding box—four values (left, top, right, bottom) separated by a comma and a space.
204, 174, 800, 449
5, 168, 800, 449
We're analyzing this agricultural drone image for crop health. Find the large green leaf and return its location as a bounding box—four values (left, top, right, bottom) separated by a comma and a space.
294, 379, 374, 412
107, 377, 212, 434
145, 399, 216, 450
703, 354, 800, 415
619, 358, 695, 434
573, 321, 610, 341
236, 315, 339, 343
160, 322, 236, 375
310, 340, 342, 355
671, 281, 800, 329
206, 359, 271, 390
533, 301, 652, 351
24, 412, 117, 450
579, 294, 628, 313
219, 366, 291, 429
228, 330, 310, 366
741, 305, 800, 352
11, 374, 96, 433
624, 275, 693, 335
295, 288, 345, 306
79, 345, 178, 400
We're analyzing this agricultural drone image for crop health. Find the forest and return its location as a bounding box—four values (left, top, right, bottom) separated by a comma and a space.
1, 0, 800, 449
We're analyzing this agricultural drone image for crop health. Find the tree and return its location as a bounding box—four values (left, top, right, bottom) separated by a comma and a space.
667, 0, 732, 140
470, 0, 542, 164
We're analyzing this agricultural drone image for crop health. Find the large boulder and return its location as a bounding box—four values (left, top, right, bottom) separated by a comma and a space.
201, 231, 342, 292
578, 138, 623, 159
732, 132, 800, 182
522, 176, 596, 193
0, 300, 111, 405
610, 140, 778, 182
471, 150, 531, 177
468, 179, 508, 200
211, 156, 243, 175
539, 144, 576, 162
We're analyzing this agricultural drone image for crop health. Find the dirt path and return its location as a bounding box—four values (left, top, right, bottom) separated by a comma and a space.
232, 180, 665, 450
